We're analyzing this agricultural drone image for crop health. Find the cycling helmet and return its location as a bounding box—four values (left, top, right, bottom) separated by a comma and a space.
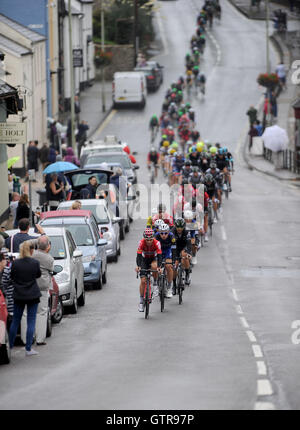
163, 140, 170, 147
143, 228, 154, 239
223, 147, 228, 153
192, 166, 199, 173
158, 203, 166, 213
171, 142, 178, 149
162, 134, 167, 140
154, 219, 164, 229
169, 148, 176, 155
185, 160, 191, 166
191, 146, 197, 153
152, 114, 158, 120
210, 162, 217, 169
205, 173, 214, 183
186, 140, 193, 147
218, 148, 224, 155
173, 151, 177, 157
196, 142, 203, 152
159, 223, 170, 233
175, 218, 186, 228
150, 146, 156, 153
184, 210, 194, 220
185, 102, 191, 109
209, 146, 218, 154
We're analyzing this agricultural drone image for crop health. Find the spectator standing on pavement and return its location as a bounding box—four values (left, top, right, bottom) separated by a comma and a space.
248, 124, 258, 151
10, 192, 20, 228
9, 240, 41, 356
39, 142, 50, 171
48, 173, 64, 210
48, 146, 57, 165
64, 147, 80, 166
27, 140, 39, 181
15, 194, 30, 227
21, 236, 54, 346
246, 106, 258, 127
77, 120, 89, 158
270, 91, 278, 121
50, 121, 59, 150
74, 95, 81, 126
5, 218, 45, 253
275, 62, 287, 91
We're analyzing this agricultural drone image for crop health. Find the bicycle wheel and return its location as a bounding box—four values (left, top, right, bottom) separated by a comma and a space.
144, 278, 150, 319
177, 266, 183, 305
159, 275, 165, 312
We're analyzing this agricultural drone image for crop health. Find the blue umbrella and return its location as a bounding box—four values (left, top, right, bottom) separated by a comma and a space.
43, 161, 79, 175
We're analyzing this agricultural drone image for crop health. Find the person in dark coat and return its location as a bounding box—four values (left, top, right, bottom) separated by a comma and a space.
9, 240, 41, 356
47, 146, 57, 164
27, 140, 39, 181
39, 142, 50, 171
246, 106, 258, 127
5, 218, 45, 253
77, 120, 89, 158
15, 194, 30, 226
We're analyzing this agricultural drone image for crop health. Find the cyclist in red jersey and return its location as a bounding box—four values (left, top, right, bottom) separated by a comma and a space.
151, 203, 174, 226
135, 228, 162, 312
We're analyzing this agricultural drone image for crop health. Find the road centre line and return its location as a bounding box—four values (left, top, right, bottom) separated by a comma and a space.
236, 304, 243, 314
221, 225, 227, 241
252, 344, 263, 358
240, 316, 249, 328
257, 379, 273, 396
246, 330, 257, 343
255, 402, 275, 410
232, 288, 239, 302
256, 361, 267, 376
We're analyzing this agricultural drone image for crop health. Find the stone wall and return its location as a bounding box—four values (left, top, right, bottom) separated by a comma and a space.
94, 44, 135, 81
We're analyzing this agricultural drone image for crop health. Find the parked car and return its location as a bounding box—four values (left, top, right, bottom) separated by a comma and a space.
64, 168, 113, 201
80, 142, 124, 167
40, 211, 108, 290
146, 61, 164, 84
6, 227, 86, 314
83, 151, 139, 185
113, 71, 147, 108
57, 199, 121, 262
0, 289, 10, 365
134, 65, 162, 91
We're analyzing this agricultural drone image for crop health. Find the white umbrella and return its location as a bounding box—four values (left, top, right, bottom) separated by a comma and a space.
262, 125, 289, 152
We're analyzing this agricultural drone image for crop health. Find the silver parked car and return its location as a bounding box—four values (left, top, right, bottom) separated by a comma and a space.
4, 227, 85, 314
57, 199, 121, 262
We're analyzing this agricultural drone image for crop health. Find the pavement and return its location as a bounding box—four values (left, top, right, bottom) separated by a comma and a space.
229, 0, 300, 183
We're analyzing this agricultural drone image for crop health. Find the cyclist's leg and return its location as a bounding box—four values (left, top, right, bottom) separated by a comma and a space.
151, 260, 158, 282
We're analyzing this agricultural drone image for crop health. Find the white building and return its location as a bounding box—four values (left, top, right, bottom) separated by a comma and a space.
0, 14, 47, 170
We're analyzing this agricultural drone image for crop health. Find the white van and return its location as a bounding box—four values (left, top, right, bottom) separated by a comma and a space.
113, 72, 147, 109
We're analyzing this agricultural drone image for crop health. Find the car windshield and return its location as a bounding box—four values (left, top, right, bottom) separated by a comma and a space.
78, 204, 109, 224
48, 236, 67, 260
85, 154, 131, 169
62, 224, 94, 246
70, 172, 109, 187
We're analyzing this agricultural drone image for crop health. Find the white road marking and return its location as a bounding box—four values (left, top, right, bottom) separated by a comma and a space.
240, 316, 249, 328
206, 30, 221, 65
93, 109, 117, 137
221, 225, 227, 241
232, 288, 239, 302
246, 330, 257, 343
256, 361, 267, 376
236, 304, 243, 314
255, 402, 276, 410
252, 344, 263, 358
257, 379, 273, 396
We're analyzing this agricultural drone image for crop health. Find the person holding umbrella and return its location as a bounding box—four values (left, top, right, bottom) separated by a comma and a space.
48, 173, 64, 210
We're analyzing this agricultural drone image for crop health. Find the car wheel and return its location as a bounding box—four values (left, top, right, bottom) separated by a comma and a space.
69, 288, 78, 314
78, 287, 85, 306
117, 240, 121, 256
125, 219, 130, 233
120, 222, 125, 240
0, 330, 11, 365
52, 298, 64, 324
94, 271, 103, 290
102, 264, 107, 284
46, 305, 52, 338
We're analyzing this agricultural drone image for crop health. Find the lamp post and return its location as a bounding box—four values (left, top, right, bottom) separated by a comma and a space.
134, 0, 139, 66
265, 0, 270, 75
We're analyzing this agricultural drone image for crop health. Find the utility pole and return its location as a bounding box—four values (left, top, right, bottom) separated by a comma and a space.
134, 0, 139, 66
68, 0, 76, 154
101, 1, 106, 112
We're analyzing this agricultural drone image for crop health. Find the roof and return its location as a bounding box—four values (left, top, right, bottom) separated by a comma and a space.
0, 34, 31, 56
40, 210, 92, 219
0, 14, 46, 43
0, 78, 18, 98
